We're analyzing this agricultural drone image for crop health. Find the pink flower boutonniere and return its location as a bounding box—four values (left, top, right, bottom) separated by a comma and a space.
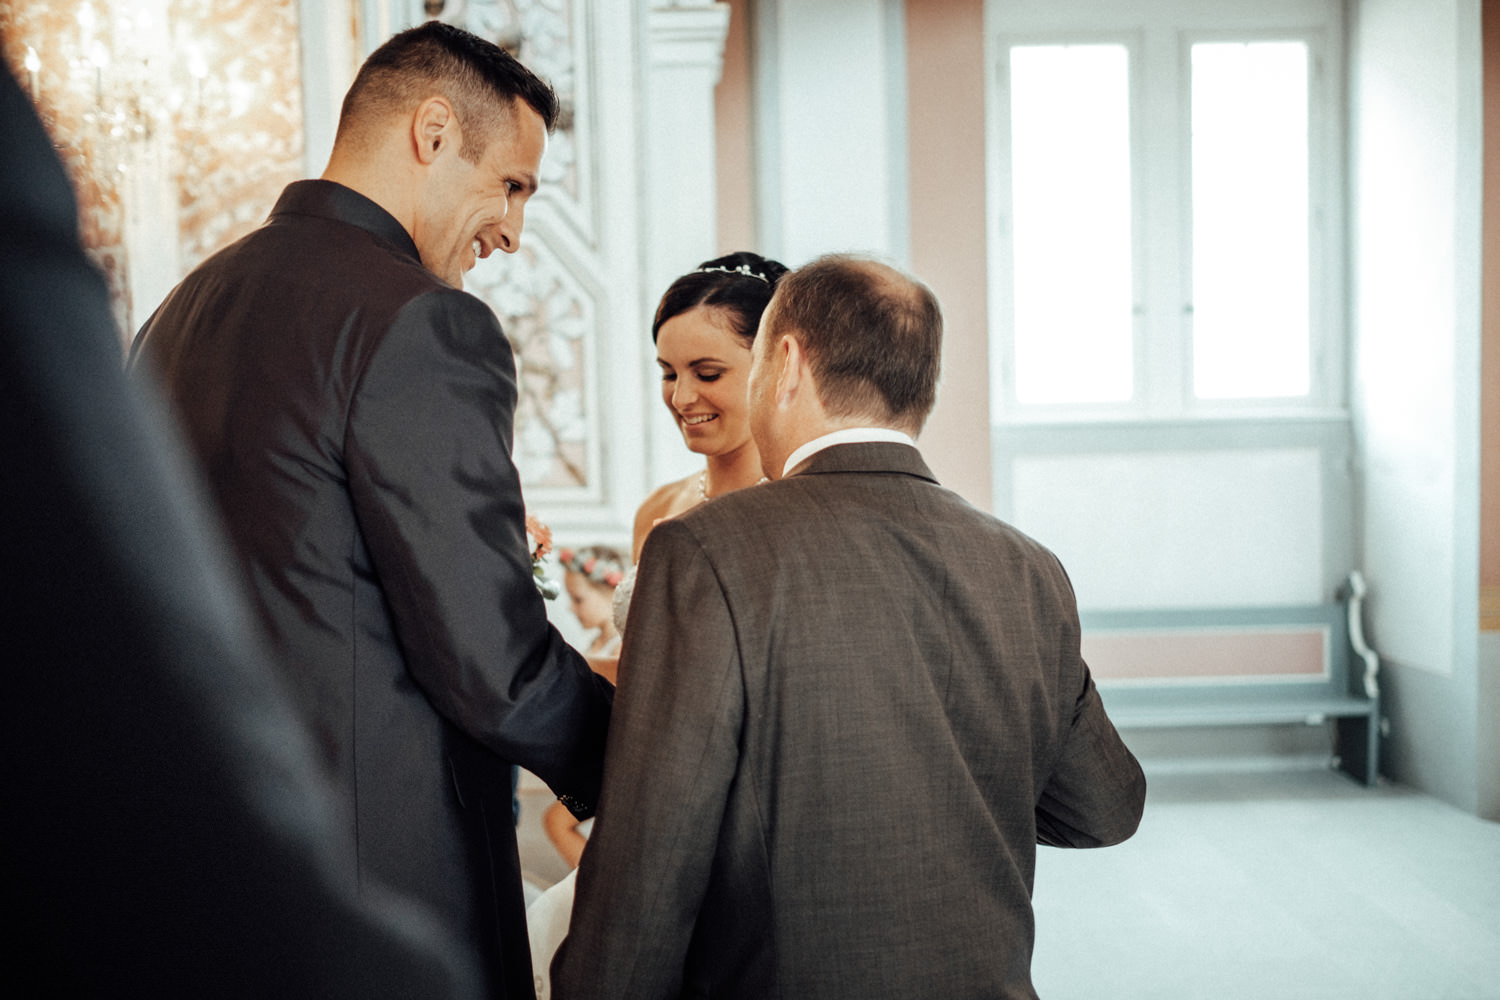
526, 514, 560, 600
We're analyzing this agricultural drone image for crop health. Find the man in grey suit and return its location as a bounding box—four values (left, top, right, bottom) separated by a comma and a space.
552, 254, 1146, 999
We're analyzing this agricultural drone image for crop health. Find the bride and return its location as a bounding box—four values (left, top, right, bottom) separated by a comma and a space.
527, 250, 787, 997
629, 250, 789, 560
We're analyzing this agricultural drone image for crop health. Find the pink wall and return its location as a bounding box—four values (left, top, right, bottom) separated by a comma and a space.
715, 0, 756, 256
713, 0, 993, 507
904, 0, 992, 509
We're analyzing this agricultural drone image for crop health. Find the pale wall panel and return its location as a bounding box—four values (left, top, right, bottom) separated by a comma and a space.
1012, 448, 1323, 610
764, 0, 899, 263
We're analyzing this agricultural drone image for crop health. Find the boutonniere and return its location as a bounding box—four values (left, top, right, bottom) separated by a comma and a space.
525, 513, 560, 600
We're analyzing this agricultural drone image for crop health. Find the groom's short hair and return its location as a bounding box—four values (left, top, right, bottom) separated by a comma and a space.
764, 254, 942, 435
336, 20, 559, 162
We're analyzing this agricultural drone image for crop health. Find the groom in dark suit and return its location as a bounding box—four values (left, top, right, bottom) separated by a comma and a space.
554, 254, 1146, 999
130, 22, 611, 998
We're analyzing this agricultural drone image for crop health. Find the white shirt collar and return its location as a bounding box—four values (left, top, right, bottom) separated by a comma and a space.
782, 427, 916, 478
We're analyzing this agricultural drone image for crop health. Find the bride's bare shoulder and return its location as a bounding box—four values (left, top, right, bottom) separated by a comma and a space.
632, 475, 696, 560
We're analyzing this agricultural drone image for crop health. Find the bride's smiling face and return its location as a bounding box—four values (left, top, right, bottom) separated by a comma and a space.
656, 305, 754, 458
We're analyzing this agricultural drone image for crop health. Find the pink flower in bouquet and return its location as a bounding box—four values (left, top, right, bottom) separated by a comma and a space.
526, 514, 553, 561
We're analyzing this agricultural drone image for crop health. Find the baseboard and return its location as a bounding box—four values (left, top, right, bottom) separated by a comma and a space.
1482, 585, 1500, 632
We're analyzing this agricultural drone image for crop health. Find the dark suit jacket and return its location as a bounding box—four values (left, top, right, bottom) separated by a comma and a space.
1, 57, 481, 996
553, 442, 1145, 999
130, 180, 613, 997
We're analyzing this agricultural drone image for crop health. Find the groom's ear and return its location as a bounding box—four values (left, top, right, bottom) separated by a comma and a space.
412, 97, 456, 164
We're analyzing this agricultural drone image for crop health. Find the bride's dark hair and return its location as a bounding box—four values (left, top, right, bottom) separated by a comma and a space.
651, 251, 790, 347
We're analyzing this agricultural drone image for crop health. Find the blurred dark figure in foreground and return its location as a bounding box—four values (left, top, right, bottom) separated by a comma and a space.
0, 54, 481, 998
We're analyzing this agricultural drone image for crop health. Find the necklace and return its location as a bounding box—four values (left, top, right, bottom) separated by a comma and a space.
698, 470, 770, 503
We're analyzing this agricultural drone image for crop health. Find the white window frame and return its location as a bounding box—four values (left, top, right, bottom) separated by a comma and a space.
985, 0, 1346, 425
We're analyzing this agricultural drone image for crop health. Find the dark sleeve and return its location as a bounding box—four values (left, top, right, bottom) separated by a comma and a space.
552, 520, 745, 998
1034, 669, 1148, 848
1032, 552, 1147, 848
0, 58, 481, 998
346, 288, 612, 811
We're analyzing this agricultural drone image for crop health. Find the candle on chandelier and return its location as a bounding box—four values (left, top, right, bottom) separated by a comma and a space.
24, 45, 40, 101
88, 40, 108, 107
188, 46, 207, 112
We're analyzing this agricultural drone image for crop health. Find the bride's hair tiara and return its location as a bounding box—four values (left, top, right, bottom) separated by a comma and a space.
696, 262, 771, 284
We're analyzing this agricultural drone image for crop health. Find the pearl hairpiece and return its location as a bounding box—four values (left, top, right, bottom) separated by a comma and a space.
695, 263, 770, 284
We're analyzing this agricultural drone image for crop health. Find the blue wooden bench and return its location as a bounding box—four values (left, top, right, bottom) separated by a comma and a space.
1080, 572, 1381, 786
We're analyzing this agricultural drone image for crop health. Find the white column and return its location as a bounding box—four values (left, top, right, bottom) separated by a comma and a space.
643, 1, 731, 488
117, 0, 179, 335
297, 0, 361, 177
121, 133, 181, 334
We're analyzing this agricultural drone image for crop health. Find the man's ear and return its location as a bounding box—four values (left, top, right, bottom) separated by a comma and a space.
776, 333, 807, 407
413, 97, 455, 165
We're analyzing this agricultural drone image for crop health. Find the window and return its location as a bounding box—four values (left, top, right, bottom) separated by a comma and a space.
989, 1, 1342, 421
986, 1, 1351, 617
1190, 40, 1311, 400
1009, 44, 1134, 405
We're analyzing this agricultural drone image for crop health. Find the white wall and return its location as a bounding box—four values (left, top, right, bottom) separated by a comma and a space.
754, 0, 908, 266
1350, 0, 1486, 814
1014, 448, 1325, 610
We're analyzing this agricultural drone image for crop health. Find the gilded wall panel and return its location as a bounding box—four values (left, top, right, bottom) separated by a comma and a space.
1, 0, 304, 339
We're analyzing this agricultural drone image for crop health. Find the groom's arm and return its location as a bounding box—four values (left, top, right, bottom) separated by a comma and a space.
552, 519, 744, 999
347, 290, 612, 809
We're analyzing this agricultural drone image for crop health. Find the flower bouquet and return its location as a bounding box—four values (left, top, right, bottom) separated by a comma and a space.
526, 514, 561, 600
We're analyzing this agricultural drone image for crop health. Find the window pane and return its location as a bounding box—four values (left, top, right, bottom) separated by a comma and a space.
1009, 44, 1134, 405
1191, 41, 1310, 399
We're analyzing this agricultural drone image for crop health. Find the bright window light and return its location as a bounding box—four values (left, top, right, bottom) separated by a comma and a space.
1009, 44, 1134, 405
1191, 41, 1311, 399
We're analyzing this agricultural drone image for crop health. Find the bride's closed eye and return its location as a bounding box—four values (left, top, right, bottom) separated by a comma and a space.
659, 366, 727, 383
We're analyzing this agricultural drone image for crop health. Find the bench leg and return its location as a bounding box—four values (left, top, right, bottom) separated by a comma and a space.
1334, 706, 1380, 786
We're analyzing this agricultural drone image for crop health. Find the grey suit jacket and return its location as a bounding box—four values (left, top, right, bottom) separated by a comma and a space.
553, 442, 1145, 999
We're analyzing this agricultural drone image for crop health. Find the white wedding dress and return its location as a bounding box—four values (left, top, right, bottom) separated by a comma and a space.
527, 869, 578, 1000
609, 563, 636, 639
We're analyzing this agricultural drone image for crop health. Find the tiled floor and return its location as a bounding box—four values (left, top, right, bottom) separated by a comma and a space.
517, 767, 1500, 999
1031, 768, 1500, 999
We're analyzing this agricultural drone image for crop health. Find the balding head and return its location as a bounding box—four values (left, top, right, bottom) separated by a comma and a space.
760, 254, 942, 436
